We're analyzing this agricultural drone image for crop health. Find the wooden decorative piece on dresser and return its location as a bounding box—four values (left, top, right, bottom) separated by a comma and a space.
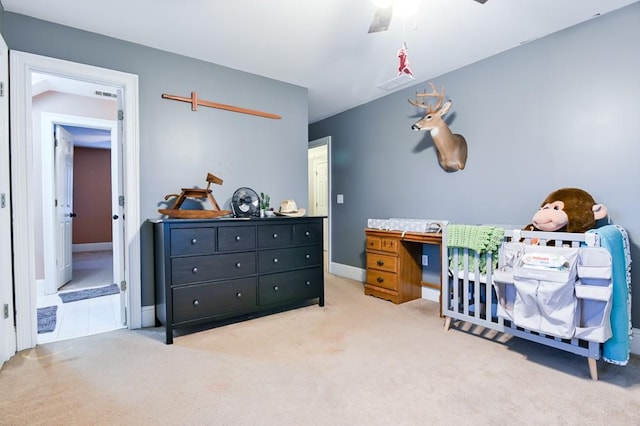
152, 217, 324, 344
364, 228, 442, 306
158, 172, 232, 219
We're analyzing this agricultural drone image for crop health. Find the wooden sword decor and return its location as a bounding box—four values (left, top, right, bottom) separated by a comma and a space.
161, 91, 281, 119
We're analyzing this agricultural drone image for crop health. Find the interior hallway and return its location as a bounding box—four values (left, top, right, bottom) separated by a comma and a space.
37, 250, 124, 344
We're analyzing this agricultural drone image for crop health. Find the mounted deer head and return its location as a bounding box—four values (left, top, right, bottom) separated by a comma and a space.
408, 83, 468, 172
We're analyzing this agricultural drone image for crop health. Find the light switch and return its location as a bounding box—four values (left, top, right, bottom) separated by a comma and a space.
337, 194, 344, 204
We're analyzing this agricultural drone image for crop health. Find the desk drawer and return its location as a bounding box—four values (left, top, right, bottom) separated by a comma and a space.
172, 277, 257, 323
381, 238, 398, 254
366, 253, 398, 273
172, 252, 256, 285
366, 269, 398, 291
366, 236, 398, 254
366, 236, 381, 251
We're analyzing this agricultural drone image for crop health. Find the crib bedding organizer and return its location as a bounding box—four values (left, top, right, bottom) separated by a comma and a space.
443, 225, 630, 381
493, 243, 612, 342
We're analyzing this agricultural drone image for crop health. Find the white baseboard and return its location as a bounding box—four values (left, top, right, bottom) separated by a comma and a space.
329, 262, 365, 282
141, 305, 155, 328
73, 242, 113, 252
421, 287, 440, 302
631, 328, 640, 356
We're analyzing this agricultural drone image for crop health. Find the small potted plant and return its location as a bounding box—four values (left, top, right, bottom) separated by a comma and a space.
260, 192, 273, 217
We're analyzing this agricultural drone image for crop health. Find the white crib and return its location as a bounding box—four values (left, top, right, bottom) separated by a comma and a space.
442, 228, 612, 380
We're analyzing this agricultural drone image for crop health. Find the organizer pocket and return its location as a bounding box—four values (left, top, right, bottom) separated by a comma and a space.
577, 247, 612, 283
510, 245, 580, 339
492, 268, 515, 321
574, 247, 613, 343
574, 288, 613, 343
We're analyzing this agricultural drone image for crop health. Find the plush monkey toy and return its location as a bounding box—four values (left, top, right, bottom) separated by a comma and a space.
524, 188, 608, 233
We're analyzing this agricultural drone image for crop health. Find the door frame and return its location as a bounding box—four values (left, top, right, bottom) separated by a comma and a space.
308, 136, 332, 273
0, 36, 14, 366
10, 50, 141, 351
41, 114, 119, 297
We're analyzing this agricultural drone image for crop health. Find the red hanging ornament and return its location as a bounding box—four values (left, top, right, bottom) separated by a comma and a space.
397, 42, 413, 76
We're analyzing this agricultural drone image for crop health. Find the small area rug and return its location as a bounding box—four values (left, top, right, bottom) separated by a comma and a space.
59, 283, 119, 303
37, 306, 58, 334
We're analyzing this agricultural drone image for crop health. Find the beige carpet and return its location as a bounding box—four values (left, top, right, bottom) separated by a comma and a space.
2, 274, 639, 425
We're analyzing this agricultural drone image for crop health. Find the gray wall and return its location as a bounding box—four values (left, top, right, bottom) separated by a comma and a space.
2, 13, 309, 307
310, 4, 640, 326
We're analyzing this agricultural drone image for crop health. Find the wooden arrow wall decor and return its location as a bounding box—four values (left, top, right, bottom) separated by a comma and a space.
161, 91, 281, 119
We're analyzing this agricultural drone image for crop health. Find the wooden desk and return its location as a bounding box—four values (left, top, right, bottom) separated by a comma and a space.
364, 229, 443, 310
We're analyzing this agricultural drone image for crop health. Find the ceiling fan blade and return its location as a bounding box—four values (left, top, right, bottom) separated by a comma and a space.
368, 6, 393, 33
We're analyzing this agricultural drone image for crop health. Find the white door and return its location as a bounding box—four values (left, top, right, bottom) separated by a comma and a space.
55, 125, 74, 288
113, 92, 127, 325
314, 157, 329, 217
308, 139, 331, 271
0, 35, 16, 366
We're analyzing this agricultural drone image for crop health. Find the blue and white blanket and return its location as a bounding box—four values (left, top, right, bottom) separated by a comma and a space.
588, 225, 632, 365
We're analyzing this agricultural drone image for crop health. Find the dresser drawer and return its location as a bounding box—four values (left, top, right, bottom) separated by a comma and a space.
258, 267, 323, 306
172, 277, 257, 323
171, 227, 217, 256
218, 225, 256, 251
172, 252, 256, 285
258, 246, 322, 274
258, 224, 293, 248
366, 253, 398, 273
293, 222, 323, 245
366, 269, 398, 291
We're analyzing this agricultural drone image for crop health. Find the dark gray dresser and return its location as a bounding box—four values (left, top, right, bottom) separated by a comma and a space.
152, 217, 324, 343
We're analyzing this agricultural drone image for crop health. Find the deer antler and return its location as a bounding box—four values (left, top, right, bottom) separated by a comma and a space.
408, 82, 446, 113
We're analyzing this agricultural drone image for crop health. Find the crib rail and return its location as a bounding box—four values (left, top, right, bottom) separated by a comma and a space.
442, 228, 602, 380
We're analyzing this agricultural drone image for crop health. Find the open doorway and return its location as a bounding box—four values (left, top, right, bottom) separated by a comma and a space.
308, 137, 331, 273
34, 83, 125, 344
10, 51, 141, 353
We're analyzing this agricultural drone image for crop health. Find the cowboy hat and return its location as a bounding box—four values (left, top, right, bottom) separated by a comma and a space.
274, 199, 306, 217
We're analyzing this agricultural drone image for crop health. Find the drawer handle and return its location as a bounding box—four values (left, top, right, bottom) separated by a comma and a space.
273, 258, 279, 264
235, 236, 241, 241
191, 267, 198, 273
272, 233, 279, 239
191, 238, 197, 245
236, 292, 242, 299
305, 231, 310, 236
377, 277, 384, 283
273, 286, 279, 291
193, 300, 199, 306
236, 262, 241, 268
305, 254, 311, 260
305, 280, 311, 286
377, 260, 384, 266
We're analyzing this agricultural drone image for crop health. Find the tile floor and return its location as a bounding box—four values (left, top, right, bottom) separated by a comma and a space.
37, 250, 125, 344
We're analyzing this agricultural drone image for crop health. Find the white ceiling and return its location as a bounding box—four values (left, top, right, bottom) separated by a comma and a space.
4, 0, 638, 123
